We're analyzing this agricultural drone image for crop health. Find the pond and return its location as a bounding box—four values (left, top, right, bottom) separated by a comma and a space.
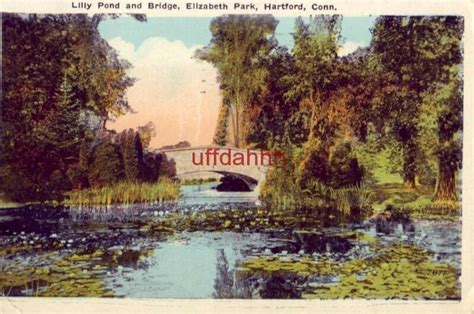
0, 184, 461, 299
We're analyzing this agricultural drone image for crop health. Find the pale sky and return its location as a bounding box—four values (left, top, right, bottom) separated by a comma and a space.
99, 16, 376, 149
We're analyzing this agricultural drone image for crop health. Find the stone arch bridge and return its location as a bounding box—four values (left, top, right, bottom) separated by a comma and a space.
157, 146, 280, 191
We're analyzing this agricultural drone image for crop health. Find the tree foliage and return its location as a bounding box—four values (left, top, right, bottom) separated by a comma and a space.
1, 13, 138, 200
370, 16, 463, 191
0, 14, 178, 201
197, 15, 278, 147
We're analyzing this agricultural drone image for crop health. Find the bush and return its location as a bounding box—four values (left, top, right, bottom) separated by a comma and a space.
297, 140, 364, 192
0, 164, 69, 202
88, 140, 124, 187
260, 146, 371, 218
297, 138, 329, 191
328, 142, 364, 188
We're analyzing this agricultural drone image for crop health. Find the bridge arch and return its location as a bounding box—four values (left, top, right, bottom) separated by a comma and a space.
157, 145, 272, 192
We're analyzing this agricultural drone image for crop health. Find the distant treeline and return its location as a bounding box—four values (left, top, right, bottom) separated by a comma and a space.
70, 127, 176, 191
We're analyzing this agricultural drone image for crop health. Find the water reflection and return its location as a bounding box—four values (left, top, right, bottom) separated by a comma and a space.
213, 249, 256, 298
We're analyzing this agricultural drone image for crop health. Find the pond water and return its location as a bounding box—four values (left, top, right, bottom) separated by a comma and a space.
179, 182, 259, 205
0, 184, 461, 299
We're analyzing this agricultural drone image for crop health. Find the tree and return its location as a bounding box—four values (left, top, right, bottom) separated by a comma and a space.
245, 46, 295, 148
137, 121, 156, 149
142, 152, 163, 182
197, 15, 278, 147
88, 137, 123, 187
118, 129, 144, 182
284, 16, 375, 190
67, 139, 91, 190
0, 13, 141, 200
40, 73, 86, 170
419, 71, 462, 201
160, 141, 191, 150
213, 96, 231, 146
370, 16, 463, 191
286, 16, 342, 146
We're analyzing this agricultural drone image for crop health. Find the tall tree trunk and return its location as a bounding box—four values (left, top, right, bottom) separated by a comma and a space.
432, 92, 461, 201
229, 105, 238, 147
235, 105, 240, 148
433, 159, 457, 201
403, 142, 417, 189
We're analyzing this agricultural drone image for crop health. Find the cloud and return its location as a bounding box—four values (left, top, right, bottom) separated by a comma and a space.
108, 37, 135, 61
338, 41, 365, 57
107, 36, 221, 149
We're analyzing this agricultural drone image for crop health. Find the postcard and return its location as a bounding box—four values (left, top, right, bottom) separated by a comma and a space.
0, 0, 472, 313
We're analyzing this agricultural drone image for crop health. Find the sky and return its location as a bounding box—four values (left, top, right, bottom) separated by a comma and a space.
99, 16, 377, 149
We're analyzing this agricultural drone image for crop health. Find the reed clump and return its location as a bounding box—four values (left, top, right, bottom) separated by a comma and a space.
65, 178, 180, 207
261, 167, 371, 216
329, 184, 371, 216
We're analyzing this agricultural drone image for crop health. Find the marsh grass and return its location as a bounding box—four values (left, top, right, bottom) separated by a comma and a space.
65, 178, 180, 207
260, 176, 328, 211
261, 174, 371, 217
329, 184, 371, 215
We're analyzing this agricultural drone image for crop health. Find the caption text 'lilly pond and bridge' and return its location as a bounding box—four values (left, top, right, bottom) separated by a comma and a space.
72, 1, 337, 12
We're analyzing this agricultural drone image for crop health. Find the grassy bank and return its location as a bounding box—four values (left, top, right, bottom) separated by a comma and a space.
369, 183, 460, 219
64, 178, 180, 207
262, 175, 459, 220
260, 164, 372, 217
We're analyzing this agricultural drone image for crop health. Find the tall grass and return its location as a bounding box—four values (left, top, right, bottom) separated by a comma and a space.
329, 184, 371, 215
260, 166, 370, 215
259, 167, 323, 211
65, 178, 180, 207
368, 182, 461, 218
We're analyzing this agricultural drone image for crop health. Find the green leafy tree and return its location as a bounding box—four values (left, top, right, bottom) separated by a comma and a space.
286, 16, 340, 108
419, 70, 462, 201
88, 137, 123, 187
118, 129, 144, 182
370, 16, 463, 191
246, 46, 295, 148
213, 96, 230, 146
1, 13, 142, 200
286, 16, 342, 145
137, 121, 156, 149
197, 15, 278, 147
285, 17, 374, 191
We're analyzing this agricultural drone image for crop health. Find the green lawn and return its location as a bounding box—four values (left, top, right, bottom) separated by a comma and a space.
371, 149, 404, 185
